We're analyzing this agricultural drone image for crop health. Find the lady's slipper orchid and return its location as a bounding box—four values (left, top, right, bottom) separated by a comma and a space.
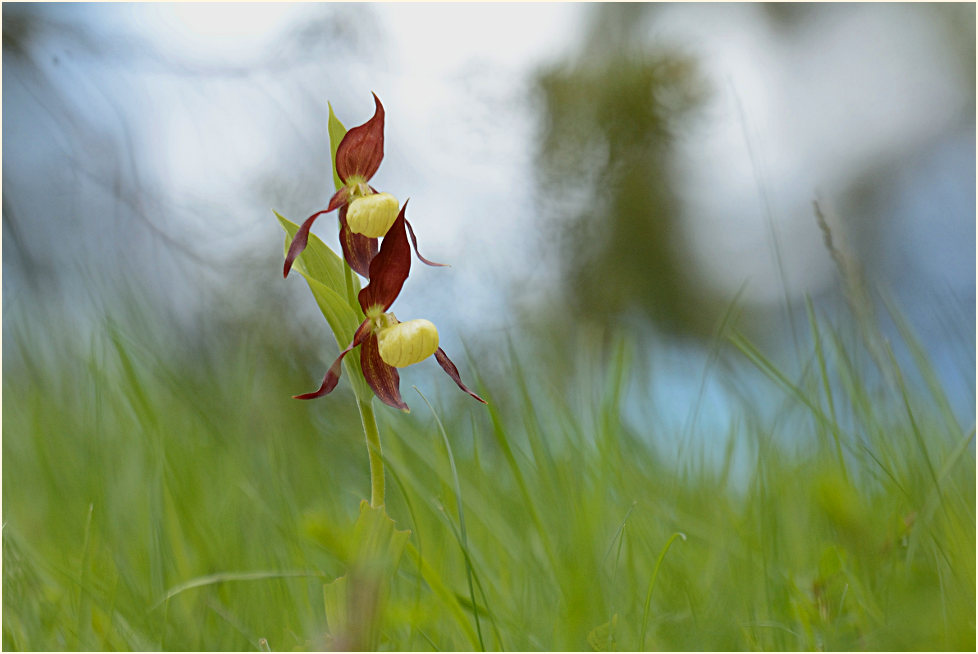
376, 317, 439, 367
283, 94, 444, 279
295, 203, 486, 410
347, 192, 400, 238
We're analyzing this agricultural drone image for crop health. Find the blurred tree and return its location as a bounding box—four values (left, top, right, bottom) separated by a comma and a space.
533, 4, 711, 339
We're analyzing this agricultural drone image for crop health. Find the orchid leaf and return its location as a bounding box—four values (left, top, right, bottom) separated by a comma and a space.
322, 576, 355, 649
276, 211, 361, 305
296, 273, 372, 404
322, 501, 411, 650
297, 273, 358, 344
327, 102, 347, 192
350, 500, 411, 569
587, 614, 620, 651
276, 212, 371, 402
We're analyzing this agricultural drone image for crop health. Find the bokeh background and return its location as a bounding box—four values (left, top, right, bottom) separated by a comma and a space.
3, 4, 975, 650
4, 2, 974, 439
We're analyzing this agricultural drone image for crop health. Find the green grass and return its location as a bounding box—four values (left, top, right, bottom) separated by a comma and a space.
3, 297, 974, 651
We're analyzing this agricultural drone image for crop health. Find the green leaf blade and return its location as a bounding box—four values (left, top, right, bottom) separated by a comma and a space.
275, 211, 370, 402
327, 102, 348, 191
297, 273, 372, 404
275, 211, 358, 297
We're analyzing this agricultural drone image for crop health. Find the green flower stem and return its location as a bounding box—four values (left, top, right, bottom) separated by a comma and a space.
358, 398, 385, 508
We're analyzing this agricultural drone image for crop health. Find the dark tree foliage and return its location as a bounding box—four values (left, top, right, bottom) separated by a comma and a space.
534, 4, 711, 338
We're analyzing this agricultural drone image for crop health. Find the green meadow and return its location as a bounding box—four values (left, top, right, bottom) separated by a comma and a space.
3, 289, 974, 651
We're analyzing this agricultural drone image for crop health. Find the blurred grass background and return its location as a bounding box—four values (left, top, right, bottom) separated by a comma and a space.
3, 3, 975, 651
3, 289, 974, 650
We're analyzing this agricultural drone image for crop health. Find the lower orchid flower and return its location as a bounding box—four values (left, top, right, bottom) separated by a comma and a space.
295, 202, 486, 410
283, 93, 444, 279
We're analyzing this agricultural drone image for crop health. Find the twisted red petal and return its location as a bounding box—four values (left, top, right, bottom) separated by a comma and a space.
361, 332, 408, 411
339, 204, 379, 278
294, 319, 372, 400
357, 202, 411, 313
284, 210, 327, 279
434, 348, 487, 404
404, 218, 448, 268
335, 93, 385, 183
284, 188, 348, 278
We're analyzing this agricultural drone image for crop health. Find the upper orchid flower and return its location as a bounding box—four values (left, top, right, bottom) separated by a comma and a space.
284, 93, 443, 279
295, 202, 486, 410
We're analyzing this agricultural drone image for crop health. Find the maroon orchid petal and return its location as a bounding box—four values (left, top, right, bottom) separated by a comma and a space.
294, 319, 372, 400
284, 210, 327, 278
284, 188, 349, 278
361, 332, 409, 411
339, 204, 379, 278
434, 348, 488, 404
404, 218, 448, 268
335, 93, 385, 183
324, 186, 350, 213
357, 203, 411, 313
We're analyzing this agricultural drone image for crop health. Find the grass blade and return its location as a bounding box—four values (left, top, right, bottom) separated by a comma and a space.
640, 531, 686, 650
416, 388, 488, 651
